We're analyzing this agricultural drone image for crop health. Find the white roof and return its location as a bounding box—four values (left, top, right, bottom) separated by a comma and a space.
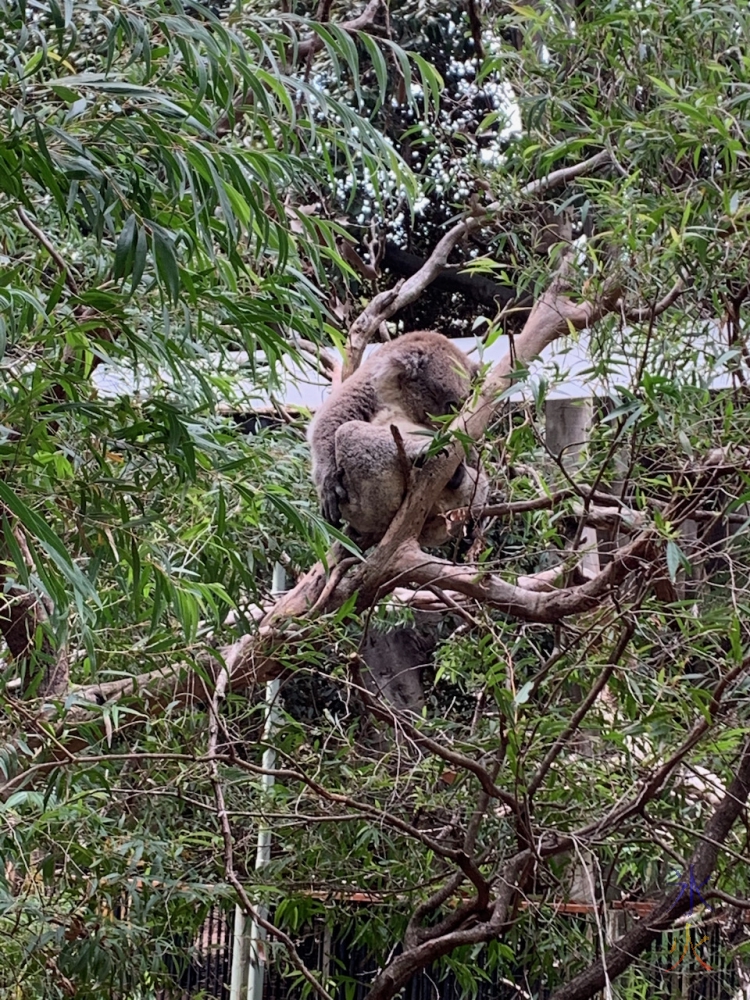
92, 325, 735, 411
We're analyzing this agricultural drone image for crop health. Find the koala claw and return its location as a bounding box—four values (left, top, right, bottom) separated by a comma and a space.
321, 472, 347, 526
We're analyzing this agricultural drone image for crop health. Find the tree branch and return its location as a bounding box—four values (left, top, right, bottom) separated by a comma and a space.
344, 210, 490, 376
16, 207, 80, 295
363, 852, 531, 1000
390, 531, 654, 623
518, 150, 611, 199
623, 278, 686, 322
548, 736, 750, 1000
381, 242, 526, 310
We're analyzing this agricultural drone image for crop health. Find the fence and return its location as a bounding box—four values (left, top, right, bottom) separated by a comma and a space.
159, 905, 739, 1000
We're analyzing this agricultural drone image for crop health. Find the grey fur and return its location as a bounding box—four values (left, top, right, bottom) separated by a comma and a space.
308, 331, 488, 545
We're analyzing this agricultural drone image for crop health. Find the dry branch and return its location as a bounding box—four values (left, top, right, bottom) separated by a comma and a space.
381, 242, 525, 310
364, 852, 531, 1000
349, 149, 614, 373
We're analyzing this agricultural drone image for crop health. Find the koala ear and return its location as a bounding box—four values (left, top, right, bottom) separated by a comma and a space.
398, 348, 428, 380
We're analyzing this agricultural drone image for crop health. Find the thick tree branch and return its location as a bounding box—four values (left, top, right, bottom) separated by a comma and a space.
344, 210, 491, 376
0, 587, 69, 697
389, 532, 654, 623
296, 0, 385, 61
382, 242, 527, 310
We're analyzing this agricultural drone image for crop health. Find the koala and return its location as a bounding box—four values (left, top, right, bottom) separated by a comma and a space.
308, 331, 488, 545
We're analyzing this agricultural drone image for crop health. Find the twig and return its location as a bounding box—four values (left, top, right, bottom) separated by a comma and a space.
623, 278, 686, 322
16, 207, 80, 295
351, 668, 520, 814
292, 337, 336, 374
309, 556, 361, 614
518, 150, 611, 199
527, 622, 635, 796
390, 424, 413, 489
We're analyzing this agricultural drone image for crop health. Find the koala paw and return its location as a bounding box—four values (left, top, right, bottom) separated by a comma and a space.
321, 471, 348, 526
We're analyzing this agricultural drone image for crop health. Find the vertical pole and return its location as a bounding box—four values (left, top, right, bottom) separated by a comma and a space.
545, 398, 600, 576
230, 904, 249, 1000
247, 563, 286, 1000
229, 563, 287, 1000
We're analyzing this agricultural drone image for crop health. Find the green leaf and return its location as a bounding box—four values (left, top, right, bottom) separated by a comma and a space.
131, 224, 148, 295
513, 681, 533, 707
114, 213, 137, 281
666, 540, 688, 583
152, 229, 180, 304
0, 483, 99, 605
646, 75, 679, 97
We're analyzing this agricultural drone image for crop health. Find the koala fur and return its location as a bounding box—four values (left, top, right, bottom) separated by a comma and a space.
308, 331, 488, 545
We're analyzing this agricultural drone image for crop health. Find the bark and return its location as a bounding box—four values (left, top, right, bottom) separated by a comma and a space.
363, 852, 531, 1000
382, 241, 527, 310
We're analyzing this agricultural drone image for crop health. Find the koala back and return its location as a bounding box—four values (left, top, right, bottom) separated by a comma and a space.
366, 330, 477, 424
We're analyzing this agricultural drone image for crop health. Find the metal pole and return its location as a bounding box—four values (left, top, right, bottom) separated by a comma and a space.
229, 903, 249, 1000
228, 563, 286, 1000
247, 562, 286, 1000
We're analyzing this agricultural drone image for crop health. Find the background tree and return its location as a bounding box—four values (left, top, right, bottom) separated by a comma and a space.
1, 1, 750, 999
